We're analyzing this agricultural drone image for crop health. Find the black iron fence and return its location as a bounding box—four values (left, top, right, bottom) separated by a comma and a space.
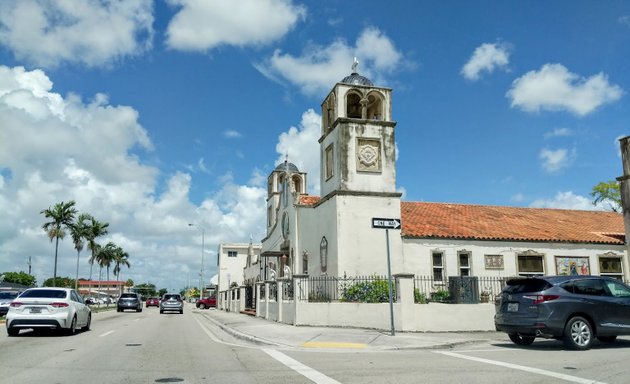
296, 274, 393, 303
414, 276, 508, 304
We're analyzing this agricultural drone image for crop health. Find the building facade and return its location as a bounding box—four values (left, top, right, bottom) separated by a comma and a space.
258, 67, 628, 283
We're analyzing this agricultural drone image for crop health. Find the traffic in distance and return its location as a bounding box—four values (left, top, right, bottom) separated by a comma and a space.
3, 287, 216, 336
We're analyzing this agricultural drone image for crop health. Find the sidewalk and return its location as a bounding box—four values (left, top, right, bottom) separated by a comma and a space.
197, 308, 505, 351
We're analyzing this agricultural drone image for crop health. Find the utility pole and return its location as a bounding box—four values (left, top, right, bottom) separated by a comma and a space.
28, 256, 32, 275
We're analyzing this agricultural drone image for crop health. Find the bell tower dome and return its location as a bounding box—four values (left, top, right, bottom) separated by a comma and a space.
319, 58, 397, 199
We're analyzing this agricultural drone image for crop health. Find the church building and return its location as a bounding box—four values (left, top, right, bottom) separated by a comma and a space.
252, 65, 628, 292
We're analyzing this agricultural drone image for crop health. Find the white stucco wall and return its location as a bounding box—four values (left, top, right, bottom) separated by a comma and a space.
402, 238, 628, 279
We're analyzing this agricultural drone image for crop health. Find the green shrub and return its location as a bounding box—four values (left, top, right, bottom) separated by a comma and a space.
414, 289, 428, 304
341, 278, 393, 303
430, 289, 450, 302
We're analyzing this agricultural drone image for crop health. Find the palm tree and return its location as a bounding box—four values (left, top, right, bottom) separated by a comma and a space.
85, 217, 109, 281
70, 213, 91, 290
41, 200, 77, 287
98, 242, 117, 283
113, 246, 130, 282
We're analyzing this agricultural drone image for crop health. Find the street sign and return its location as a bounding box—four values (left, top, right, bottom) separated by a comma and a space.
371, 217, 401, 229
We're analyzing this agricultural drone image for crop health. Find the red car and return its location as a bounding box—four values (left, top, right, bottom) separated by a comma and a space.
196, 296, 216, 309
146, 297, 159, 307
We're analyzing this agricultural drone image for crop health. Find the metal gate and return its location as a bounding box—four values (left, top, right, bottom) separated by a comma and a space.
245, 285, 255, 309
448, 276, 479, 304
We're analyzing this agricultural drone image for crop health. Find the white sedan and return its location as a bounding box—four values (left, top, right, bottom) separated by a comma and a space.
6, 287, 91, 336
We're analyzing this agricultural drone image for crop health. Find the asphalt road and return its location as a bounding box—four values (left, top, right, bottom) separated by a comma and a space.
2, 304, 630, 384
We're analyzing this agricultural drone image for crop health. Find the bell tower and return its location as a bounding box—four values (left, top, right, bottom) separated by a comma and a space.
319, 59, 397, 198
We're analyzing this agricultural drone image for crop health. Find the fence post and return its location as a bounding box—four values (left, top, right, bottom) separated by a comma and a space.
255, 282, 263, 318
277, 279, 284, 323
264, 281, 270, 320
393, 273, 415, 331
292, 274, 308, 326
239, 285, 246, 312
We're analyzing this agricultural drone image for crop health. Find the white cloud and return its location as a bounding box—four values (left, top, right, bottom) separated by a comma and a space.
255, 27, 406, 96
165, 0, 306, 51
0, 0, 154, 68
275, 109, 321, 194
507, 64, 623, 116
224, 130, 242, 138
544, 127, 573, 139
0, 65, 266, 290
529, 191, 600, 211
511, 193, 525, 203
539, 147, 576, 173
461, 42, 510, 81
620, 15, 630, 27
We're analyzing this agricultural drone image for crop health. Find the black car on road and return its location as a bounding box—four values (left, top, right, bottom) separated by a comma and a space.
117, 293, 143, 312
495, 275, 630, 350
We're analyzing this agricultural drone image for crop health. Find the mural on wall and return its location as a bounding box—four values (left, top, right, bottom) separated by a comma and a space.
555, 256, 590, 276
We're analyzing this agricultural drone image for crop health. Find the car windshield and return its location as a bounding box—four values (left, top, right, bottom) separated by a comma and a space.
605, 280, 630, 297
0, 292, 18, 299
163, 294, 180, 300
120, 294, 137, 298
19, 289, 67, 299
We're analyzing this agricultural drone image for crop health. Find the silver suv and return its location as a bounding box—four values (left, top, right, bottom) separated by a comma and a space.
117, 293, 143, 312
160, 293, 183, 314
495, 275, 630, 350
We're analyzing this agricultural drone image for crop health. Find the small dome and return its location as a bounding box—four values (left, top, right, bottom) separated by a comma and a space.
275, 161, 300, 172
341, 72, 373, 86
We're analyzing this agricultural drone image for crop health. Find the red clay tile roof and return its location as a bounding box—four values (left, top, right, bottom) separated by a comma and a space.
298, 195, 320, 205
401, 202, 625, 244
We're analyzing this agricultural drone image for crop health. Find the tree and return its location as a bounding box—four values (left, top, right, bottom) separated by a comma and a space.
70, 213, 91, 290
41, 200, 77, 287
112, 246, 130, 282
85, 217, 109, 280
96, 242, 116, 283
1, 271, 36, 286
43, 276, 75, 288
134, 283, 157, 298
158, 288, 167, 297
125, 278, 134, 287
591, 180, 621, 212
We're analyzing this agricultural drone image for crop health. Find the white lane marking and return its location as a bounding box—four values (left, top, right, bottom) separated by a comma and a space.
99, 330, 115, 337
263, 348, 342, 384
435, 351, 608, 384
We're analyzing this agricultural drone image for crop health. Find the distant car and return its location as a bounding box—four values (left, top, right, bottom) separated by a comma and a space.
196, 296, 216, 309
495, 275, 630, 350
0, 291, 19, 316
160, 293, 183, 314
146, 297, 159, 307
6, 288, 91, 336
117, 293, 143, 312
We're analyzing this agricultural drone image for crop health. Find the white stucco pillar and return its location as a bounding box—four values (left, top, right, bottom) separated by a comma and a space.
394, 273, 415, 332
264, 281, 270, 320
255, 282, 263, 318
239, 286, 246, 312
277, 279, 284, 323
293, 274, 308, 326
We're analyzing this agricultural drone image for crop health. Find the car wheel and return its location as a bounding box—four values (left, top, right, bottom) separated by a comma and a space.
199, 304, 206, 309
564, 316, 593, 350
7, 327, 19, 337
66, 316, 77, 336
180, 310, 183, 314
137, 308, 142, 312
597, 335, 617, 343
160, 310, 164, 314
82, 314, 91, 332
508, 333, 535, 346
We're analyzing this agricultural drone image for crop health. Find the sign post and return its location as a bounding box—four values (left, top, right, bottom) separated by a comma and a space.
372, 217, 401, 336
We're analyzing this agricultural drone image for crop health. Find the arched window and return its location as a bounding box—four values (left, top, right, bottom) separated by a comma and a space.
346, 92, 362, 118
366, 92, 384, 120
291, 175, 303, 194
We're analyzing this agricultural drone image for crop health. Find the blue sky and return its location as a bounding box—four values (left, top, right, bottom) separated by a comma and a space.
1, 1, 629, 292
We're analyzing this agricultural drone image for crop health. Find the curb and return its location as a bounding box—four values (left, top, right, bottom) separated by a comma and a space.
197, 310, 281, 347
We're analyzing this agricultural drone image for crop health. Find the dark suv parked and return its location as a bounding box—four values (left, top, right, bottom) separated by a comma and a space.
117, 293, 143, 312
495, 275, 630, 350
